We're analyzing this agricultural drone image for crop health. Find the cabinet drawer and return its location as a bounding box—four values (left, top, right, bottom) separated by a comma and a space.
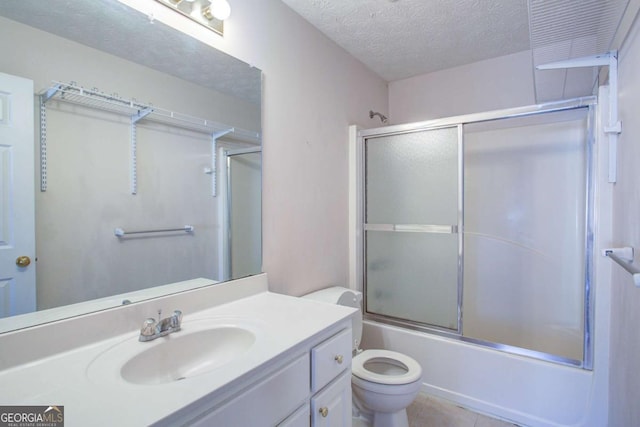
311, 370, 352, 426
311, 328, 352, 392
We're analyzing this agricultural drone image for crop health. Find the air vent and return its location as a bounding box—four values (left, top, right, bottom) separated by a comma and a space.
529, 0, 630, 102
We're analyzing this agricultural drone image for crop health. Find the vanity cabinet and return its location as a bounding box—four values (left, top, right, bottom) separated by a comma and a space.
183, 325, 353, 427
190, 354, 310, 427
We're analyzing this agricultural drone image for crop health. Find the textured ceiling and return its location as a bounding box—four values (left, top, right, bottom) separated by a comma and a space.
0, 0, 261, 105
2, 1, 630, 105
280, 0, 531, 82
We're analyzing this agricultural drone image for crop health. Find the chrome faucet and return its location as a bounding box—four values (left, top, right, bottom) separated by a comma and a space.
139, 309, 183, 342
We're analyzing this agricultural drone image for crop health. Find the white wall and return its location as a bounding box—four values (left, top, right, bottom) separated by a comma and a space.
609, 10, 640, 426
388, 50, 535, 123
153, 0, 389, 294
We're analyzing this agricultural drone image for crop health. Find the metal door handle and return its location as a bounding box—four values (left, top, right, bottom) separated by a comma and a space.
16, 256, 31, 268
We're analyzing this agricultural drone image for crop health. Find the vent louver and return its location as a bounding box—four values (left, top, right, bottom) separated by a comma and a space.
529, 0, 630, 102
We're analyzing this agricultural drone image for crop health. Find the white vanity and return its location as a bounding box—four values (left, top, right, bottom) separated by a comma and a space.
0, 274, 356, 426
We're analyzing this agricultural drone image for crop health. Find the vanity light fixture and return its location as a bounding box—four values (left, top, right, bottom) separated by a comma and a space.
208, 0, 231, 20
154, 0, 231, 36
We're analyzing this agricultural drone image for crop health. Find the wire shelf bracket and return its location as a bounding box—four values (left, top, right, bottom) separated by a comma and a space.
130, 107, 153, 195
537, 51, 621, 183
602, 246, 640, 287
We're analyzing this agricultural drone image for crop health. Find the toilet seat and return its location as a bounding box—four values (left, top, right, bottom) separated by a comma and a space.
352, 349, 422, 385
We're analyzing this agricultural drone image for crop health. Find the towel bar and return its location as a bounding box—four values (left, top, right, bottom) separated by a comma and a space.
114, 225, 194, 237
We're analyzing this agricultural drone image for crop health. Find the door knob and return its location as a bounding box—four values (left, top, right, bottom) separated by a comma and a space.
16, 256, 31, 268
319, 407, 329, 417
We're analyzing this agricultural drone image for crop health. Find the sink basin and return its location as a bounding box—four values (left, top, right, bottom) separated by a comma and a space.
87, 318, 262, 386
122, 326, 255, 385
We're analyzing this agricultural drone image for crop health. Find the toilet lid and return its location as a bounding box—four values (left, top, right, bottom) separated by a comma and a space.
352, 349, 422, 385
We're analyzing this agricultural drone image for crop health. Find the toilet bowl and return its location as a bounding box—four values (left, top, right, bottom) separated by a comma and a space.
303, 287, 422, 427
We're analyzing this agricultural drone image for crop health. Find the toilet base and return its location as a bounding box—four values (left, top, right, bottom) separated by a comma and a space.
353, 396, 410, 427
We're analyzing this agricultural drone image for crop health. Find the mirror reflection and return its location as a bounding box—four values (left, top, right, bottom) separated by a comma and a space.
0, 0, 262, 331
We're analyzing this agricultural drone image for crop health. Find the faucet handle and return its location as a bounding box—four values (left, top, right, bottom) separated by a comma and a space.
139, 318, 156, 340
171, 310, 183, 329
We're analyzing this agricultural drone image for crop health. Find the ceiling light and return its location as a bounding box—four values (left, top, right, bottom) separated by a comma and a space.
208, 0, 231, 20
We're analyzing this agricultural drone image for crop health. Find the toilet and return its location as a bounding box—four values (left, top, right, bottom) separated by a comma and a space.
303, 287, 422, 427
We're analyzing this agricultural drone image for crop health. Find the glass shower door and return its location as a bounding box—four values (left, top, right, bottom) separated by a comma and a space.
462, 109, 589, 361
364, 127, 460, 331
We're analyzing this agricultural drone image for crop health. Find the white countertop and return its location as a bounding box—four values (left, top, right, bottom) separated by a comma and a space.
0, 290, 356, 426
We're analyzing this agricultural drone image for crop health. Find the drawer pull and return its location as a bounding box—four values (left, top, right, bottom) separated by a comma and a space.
334, 354, 344, 364
319, 407, 329, 417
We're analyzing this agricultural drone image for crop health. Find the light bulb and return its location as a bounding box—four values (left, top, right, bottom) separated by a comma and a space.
209, 0, 231, 20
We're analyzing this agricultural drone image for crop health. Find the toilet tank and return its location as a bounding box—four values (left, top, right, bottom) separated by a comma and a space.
302, 286, 363, 352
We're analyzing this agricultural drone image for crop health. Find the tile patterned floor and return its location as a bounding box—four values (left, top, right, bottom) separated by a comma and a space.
407, 393, 520, 427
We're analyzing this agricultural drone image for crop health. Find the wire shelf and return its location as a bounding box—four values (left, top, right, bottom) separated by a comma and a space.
42, 82, 260, 141
39, 81, 260, 194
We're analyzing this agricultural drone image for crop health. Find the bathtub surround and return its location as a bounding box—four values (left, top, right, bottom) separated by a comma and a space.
355, 89, 613, 426
359, 103, 593, 365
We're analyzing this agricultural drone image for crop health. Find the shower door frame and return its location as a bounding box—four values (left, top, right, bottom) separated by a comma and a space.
221, 146, 262, 281
357, 97, 596, 369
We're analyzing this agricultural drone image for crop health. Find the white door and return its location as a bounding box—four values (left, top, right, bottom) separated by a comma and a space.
0, 72, 35, 317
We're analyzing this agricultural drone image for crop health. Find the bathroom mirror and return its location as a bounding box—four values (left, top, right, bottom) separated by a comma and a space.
0, 0, 262, 332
